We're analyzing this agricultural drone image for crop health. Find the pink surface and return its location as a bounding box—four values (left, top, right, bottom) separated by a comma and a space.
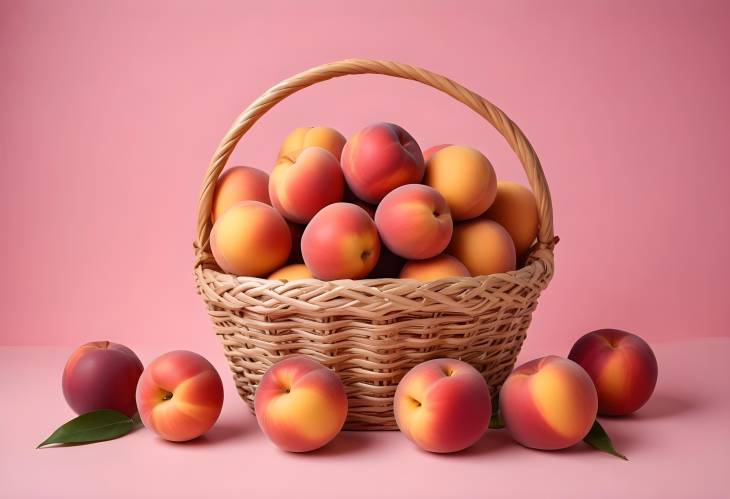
1, 1, 729, 351
2, 338, 728, 498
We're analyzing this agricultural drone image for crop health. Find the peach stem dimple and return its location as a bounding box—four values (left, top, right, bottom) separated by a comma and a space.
162, 391, 173, 401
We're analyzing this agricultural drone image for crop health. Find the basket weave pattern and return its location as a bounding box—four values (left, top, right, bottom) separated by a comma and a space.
193, 59, 556, 430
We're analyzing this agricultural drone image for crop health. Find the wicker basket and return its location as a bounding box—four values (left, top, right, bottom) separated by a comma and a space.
193, 59, 556, 430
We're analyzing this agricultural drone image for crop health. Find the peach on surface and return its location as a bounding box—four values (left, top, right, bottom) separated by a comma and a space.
448, 219, 516, 276
375, 184, 452, 260
400, 254, 470, 281
269, 146, 345, 223
268, 263, 314, 281
424, 145, 497, 221
500, 356, 598, 450
568, 329, 658, 416
277, 126, 346, 161
484, 181, 539, 261
62, 341, 143, 417
394, 358, 491, 453
341, 122, 424, 203
255, 356, 347, 453
136, 351, 224, 442
210, 166, 270, 223
301, 202, 380, 280
210, 200, 291, 276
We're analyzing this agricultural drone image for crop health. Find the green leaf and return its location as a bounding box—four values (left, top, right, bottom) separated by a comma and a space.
37, 410, 136, 448
489, 394, 505, 429
489, 408, 505, 429
583, 420, 628, 460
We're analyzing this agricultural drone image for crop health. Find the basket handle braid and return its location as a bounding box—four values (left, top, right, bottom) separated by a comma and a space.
194, 59, 554, 265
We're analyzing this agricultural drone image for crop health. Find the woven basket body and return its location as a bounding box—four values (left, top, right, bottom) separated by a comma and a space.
193, 59, 556, 430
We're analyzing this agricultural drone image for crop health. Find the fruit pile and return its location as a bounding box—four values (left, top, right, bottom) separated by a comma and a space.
209, 123, 540, 281
254, 328, 658, 454
45, 328, 657, 458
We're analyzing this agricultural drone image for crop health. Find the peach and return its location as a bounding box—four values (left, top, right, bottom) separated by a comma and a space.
424, 145, 497, 221
394, 358, 491, 453
62, 341, 143, 417
210, 166, 270, 223
136, 351, 224, 442
375, 184, 452, 260
400, 254, 470, 281
341, 122, 425, 203
500, 356, 598, 450
301, 202, 380, 280
268, 263, 314, 281
484, 181, 539, 261
277, 126, 346, 161
210, 200, 291, 276
448, 219, 516, 276
255, 356, 347, 452
269, 146, 345, 223
568, 329, 658, 416
422, 144, 450, 162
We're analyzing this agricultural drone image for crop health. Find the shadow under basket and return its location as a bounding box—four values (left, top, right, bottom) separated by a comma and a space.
193, 59, 557, 430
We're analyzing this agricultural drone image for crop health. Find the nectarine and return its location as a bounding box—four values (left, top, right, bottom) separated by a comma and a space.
62, 341, 143, 417
375, 184, 452, 260
424, 145, 497, 221
568, 329, 658, 416
136, 351, 224, 442
448, 219, 516, 276
269, 146, 345, 223
210, 201, 291, 276
394, 358, 491, 453
341, 123, 424, 203
500, 356, 597, 450
255, 356, 347, 452
301, 203, 380, 280
211, 166, 270, 223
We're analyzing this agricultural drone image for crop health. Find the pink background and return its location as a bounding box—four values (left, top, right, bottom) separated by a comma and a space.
2, 3, 729, 497
2, 0, 729, 356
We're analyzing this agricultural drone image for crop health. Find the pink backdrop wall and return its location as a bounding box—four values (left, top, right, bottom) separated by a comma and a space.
2, 0, 728, 354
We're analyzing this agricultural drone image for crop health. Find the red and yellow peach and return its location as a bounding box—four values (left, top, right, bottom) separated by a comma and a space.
568, 329, 658, 416
448, 219, 516, 276
211, 166, 270, 223
255, 356, 347, 452
375, 184, 452, 260
277, 126, 346, 161
62, 341, 144, 417
269, 146, 345, 223
136, 351, 224, 442
301, 202, 380, 280
424, 145, 497, 221
400, 254, 470, 281
341, 123, 424, 203
500, 356, 598, 450
484, 181, 540, 261
394, 358, 491, 453
210, 200, 291, 276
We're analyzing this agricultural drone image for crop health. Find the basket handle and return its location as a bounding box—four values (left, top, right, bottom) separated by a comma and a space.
194, 59, 555, 266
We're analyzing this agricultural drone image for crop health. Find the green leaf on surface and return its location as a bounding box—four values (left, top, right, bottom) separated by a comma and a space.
489, 409, 505, 429
489, 396, 505, 429
583, 420, 628, 460
37, 410, 137, 448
